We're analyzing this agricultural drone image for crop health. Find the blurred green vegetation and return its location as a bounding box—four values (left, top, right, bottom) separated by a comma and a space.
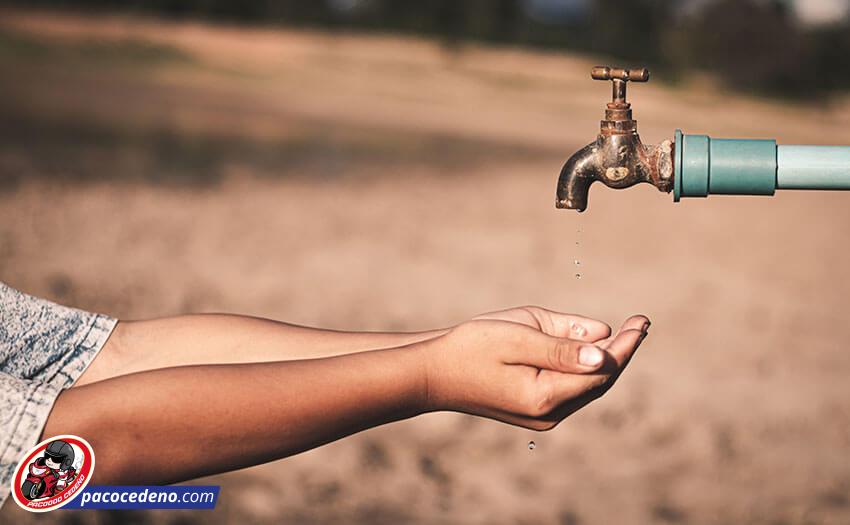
5, 0, 850, 98
0, 28, 192, 67
0, 88, 555, 189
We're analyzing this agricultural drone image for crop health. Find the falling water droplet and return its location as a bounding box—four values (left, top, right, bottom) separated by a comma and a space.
574, 260, 581, 266
528, 441, 536, 450
575, 273, 582, 280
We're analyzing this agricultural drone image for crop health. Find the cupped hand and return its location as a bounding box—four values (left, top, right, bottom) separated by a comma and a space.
422, 306, 649, 431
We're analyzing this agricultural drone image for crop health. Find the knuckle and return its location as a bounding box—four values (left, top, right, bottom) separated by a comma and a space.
521, 305, 541, 315
526, 385, 555, 417
547, 339, 571, 370
519, 306, 548, 329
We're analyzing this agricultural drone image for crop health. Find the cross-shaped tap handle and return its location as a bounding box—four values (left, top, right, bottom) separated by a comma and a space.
591, 66, 650, 107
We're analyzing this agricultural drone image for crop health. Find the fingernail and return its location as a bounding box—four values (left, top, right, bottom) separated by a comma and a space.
571, 323, 588, 337
578, 345, 603, 366
641, 320, 651, 333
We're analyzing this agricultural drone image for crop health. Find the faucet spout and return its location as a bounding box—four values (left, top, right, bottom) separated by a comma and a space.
556, 142, 599, 212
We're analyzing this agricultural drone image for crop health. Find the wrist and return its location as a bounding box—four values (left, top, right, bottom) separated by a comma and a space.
369, 342, 433, 418
411, 333, 452, 414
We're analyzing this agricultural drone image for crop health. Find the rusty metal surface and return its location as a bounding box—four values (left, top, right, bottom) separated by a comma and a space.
556, 66, 673, 212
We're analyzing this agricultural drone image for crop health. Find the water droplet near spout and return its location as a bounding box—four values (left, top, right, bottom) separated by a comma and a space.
528, 441, 536, 450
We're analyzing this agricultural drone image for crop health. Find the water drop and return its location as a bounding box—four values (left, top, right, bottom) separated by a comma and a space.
574, 259, 581, 266
575, 273, 582, 280
528, 441, 536, 450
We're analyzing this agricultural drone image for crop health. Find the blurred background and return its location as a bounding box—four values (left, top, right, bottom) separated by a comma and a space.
1, 1, 849, 523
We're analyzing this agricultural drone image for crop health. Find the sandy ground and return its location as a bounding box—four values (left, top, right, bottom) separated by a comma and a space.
1, 9, 850, 525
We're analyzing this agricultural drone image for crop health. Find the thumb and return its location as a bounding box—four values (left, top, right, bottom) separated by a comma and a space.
503, 328, 607, 374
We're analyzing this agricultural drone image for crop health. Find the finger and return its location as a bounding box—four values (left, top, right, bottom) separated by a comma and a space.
528, 307, 612, 342
619, 314, 650, 334
543, 330, 648, 421
537, 390, 599, 424
598, 314, 648, 342
503, 328, 607, 374
455, 405, 559, 432
599, 325, 650, 388
536, 325, 649, 407
535, 360, 612, 406
601, 316, 649, 367
599, 315, 649, 361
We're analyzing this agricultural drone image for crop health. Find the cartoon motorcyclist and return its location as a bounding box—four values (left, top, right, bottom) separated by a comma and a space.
21, 440, 77, 501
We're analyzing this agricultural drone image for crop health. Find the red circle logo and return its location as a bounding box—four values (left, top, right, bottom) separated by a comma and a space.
9, 435, 96, 512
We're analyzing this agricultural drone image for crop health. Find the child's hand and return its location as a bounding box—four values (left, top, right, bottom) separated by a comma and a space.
422, 307, 649, 430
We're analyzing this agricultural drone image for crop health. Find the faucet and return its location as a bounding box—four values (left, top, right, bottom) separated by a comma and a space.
555, 66, 673, 212
555, 66, 850, 211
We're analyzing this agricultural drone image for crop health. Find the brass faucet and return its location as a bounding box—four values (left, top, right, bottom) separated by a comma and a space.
555, 66, 673, 212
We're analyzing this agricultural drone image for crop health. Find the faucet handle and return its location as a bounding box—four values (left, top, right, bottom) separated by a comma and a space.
591, 66, 650, 82
591, 66, 650, 107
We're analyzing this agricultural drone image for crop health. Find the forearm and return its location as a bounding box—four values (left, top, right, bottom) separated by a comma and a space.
46, 344, 428, 485
45, 307, 648, 485
78, 314, 447, 385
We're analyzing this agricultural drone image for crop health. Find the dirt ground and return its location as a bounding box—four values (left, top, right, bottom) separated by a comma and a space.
1, 9, 850, 525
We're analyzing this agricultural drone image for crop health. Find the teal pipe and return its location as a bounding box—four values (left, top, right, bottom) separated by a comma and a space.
778, 146, 850, 190
673, 129, 850, 201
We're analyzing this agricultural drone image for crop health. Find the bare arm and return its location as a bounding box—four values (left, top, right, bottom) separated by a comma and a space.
45, 307, 649, 485
77, 314, 447, 386
49, 346, 425, 484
